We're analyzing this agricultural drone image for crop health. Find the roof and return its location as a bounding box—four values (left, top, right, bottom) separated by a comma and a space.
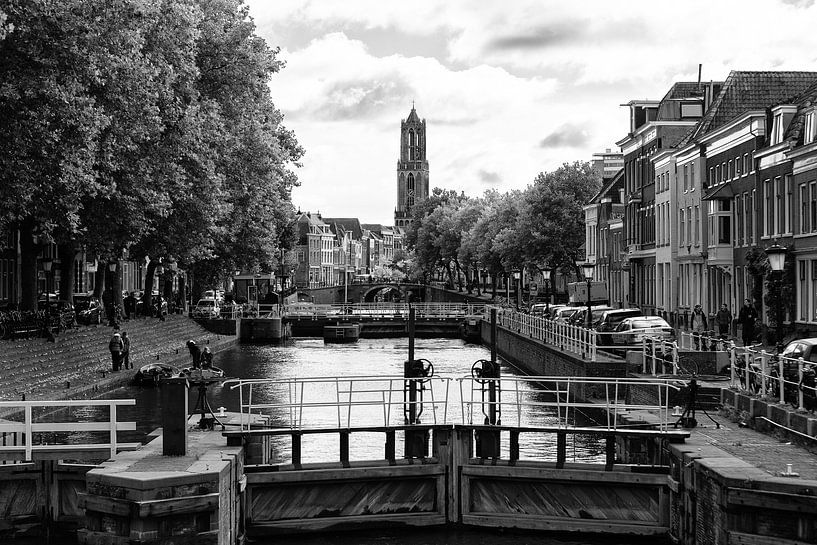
589, 168, 624, 204
692, 71, 817, 139
782, 80, 817, 145
656, 82, 708, 121
404, 106, 421, 124
322, 218, 363, 239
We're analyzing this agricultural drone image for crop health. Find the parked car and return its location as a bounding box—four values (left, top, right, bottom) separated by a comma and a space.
73, 294, 103, 325
569, 305, 614, 327
191, 298, 220, 318
38, 298, 76, 329
775, 338, 817, 379
595, 309, 643, 345
552, 306, 579, 323
136, 292, 168, 316
529, 303, 549, 316
611, 316, 674, 346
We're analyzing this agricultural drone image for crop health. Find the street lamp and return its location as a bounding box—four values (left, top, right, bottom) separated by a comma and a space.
512, 269, 521, 310
41, 257, 54, 340
765, 242, 787, 346
581, 262, 595, 328
542, 267, 552, 316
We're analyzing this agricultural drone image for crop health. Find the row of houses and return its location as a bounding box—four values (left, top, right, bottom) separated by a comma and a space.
584, 70, 817, 335
293, 212, 403, 289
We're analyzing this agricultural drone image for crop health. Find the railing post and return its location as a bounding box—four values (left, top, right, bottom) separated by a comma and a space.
641, 337, 647, 374
779, 355, 786, 405
760, 350, 768, 397
109, 403, 118, 459
24, 404, 32, 462
798, 358, 805, 411
651, 339, 657, 376
729, 343, 736, 387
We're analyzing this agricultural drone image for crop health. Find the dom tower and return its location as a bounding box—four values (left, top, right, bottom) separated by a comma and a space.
394, 105, 429, 229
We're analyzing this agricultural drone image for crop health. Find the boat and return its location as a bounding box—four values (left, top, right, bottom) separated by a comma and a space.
134, 362, 179, 386
323, 323, 360, 343
180, 366, 225, 380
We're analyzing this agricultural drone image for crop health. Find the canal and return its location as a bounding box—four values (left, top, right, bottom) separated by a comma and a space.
63, 337, 666, 545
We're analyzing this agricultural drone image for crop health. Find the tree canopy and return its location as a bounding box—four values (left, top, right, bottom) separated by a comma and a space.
0, 0, 302, 309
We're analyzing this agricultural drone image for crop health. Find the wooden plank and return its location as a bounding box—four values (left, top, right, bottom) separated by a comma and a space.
29, 422, 136, 432
248, 513, 447, 534
556, 432, 566, 467
461, 513, 668, 535
727, 488, 817, 514
246, 463, 444, 484
77, 492, 132, 517
137, 492, 220, 517
461, 465, 669, 485
385, 430, 395, 463
728, 531, 814, 545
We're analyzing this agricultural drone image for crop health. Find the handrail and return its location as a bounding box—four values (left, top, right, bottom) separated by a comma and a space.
0, 399, 137, 461
282, 302, 486, 319
489, 306, 599, 360
225, 375, 683, 433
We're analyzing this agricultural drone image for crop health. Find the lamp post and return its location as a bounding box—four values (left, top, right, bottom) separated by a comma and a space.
513, 269, 521, 310
155, 263, 165, 319
542, 267, 552, 316
41, 257, 54, 340
765, 242, 787, 346
581, 262, 595, 328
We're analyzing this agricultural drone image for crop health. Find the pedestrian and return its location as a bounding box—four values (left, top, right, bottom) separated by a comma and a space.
121, 331, 131, 369
201, 346, 213, 369
187, 340, 201, 369
124, 292, 136, 320
109, 332, 124, 371
715, 303, 732, 341
157, 294, 166, 322
691, 304, 708, 350
800, 364, 817, 412
738, 299, 759, 347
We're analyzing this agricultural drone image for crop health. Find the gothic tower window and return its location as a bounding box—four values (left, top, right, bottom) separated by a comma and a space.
408, 173, 415, 193
409, 130, 415, 160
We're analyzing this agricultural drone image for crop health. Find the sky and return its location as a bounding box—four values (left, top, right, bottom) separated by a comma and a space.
245, 0, 817, 225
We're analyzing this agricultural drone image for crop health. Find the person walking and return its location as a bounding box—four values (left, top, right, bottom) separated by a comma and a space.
691, 304, 708, 350
738, 299, 759, 347
109, 332, 124, 372
121, 331, 131, 369
715, 304, 733, 341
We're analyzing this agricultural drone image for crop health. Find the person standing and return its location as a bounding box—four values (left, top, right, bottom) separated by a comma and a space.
156, 294, 166, 322
109, 332, 124, 371
691, 305, 708, 350
201, 346, 213, 369
715, 304, 733, 340
187, 340, 202, 369
121, 331, 131, 369
738, 299, 759, 347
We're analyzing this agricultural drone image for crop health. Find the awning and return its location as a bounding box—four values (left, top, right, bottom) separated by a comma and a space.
702, 183, 734, 200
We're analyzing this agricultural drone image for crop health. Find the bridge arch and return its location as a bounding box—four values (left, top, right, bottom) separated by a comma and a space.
362, 285, 405, 303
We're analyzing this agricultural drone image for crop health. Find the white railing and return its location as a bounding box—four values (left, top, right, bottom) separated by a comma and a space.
282, 302, 485, 319
225, 375, 453, 431
727, 345, 817, 412
677, 331, 733, 351
492, 307, 598, 360
225, 375, 682, 432
642, 337, 682, 376
0, 399, 138, 461
459, 375, 682, 432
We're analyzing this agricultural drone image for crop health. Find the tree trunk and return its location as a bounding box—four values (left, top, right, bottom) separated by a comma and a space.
144, 261, 157, 316
93, 267, 105, 299
18, 220, 40, 311
178, 274, 186, 313
112, 262, 123, 318
58, 242, 76, 303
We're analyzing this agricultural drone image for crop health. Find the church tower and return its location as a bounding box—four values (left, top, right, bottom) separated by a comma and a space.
395, 105, 429, 229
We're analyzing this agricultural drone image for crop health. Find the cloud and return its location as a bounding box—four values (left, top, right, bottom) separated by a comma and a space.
478, 169, 502, 185
311, 77, 414, 121
488, 22, 581, 51
781, 0, 814, 7
539, 124, 591, 149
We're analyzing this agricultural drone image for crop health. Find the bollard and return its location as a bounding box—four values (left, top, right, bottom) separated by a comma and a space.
162, 377, 190, 456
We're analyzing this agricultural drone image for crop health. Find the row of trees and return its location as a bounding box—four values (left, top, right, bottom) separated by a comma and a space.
404, 162, 601, 297
0, 0, 302, 311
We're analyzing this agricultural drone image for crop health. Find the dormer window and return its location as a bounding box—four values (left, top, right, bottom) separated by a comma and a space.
680, 101, 703, 119
770, 105, 797, 146
805, 110, 816, 145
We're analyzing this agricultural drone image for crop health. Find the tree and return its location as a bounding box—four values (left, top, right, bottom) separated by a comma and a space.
516, 161, 601, 276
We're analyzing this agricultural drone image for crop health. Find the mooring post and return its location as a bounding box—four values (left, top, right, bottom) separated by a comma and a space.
404, 307, 429, 458
161, 377, 189, 456
490, 308, 497, 363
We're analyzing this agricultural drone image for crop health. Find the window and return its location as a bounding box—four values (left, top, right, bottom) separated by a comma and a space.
709, 167, 715, 186
811, 182, 817, 233
800, 260, 808, 321
743, 154, 749, 176
681, 102, 703, 118
776, 177, 785, 235
747, 190, 755, 244
690, 165, 695, 190
751, 151, 756, 173
786, 175, 793, 234
736, 194, 744, 245
772, 113, 784, 145
801, 184, 809, 234
806, 111, 816, 145
679, 208, 686, 246
687, 206, 693, 245
735, 156, 741, 177
764, 179, 772, 237
694, 206, 700, 244
683, 165, 689, 191
716, 164, 721, 184
718, 215, 731, 244
722, 162, 727, 182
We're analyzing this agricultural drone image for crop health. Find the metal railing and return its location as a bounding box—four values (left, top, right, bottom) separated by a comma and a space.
0, 399, 138, 461
226, 374, 682, 432
727, 345, 817, 412
459, 375, 682, 432
282, 302, 485, 320
225, 375, 453, 431
492, 307, 598, 360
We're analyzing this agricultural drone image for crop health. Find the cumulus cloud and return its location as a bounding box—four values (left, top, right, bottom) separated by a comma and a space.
478, 169, 502, 185
539, 124, 591, 149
